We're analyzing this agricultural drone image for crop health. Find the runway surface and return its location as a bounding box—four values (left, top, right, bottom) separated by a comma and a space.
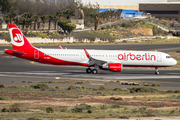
0, 44, 180, 90
1, 43, 180, 52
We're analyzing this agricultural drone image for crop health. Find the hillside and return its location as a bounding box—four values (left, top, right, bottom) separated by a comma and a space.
71, 20, 169, 42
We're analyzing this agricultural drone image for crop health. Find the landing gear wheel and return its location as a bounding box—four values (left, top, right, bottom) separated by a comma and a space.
155, 67, 159, 75
155, 72, 159, 75
91, 69, 98, 74
86, 68, 91, 74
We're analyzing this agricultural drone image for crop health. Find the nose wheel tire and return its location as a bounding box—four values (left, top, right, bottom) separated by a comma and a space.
155, 67, 159, 75
92, 69, 98, 74
155, 71, 159, 75
86, 68, 92, 73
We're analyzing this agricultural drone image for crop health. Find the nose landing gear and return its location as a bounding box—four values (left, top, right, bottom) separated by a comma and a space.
155, 67, 159, 75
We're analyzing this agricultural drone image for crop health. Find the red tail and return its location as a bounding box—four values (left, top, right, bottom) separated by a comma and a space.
8, 24, 34, 50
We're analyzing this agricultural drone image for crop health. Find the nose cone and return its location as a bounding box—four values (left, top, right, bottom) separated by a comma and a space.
172, 59, 177, 66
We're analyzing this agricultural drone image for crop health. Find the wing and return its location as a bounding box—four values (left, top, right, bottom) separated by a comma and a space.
83, 48, 107, 66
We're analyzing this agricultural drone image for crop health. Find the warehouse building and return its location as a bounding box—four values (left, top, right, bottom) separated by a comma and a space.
139, 2, 180, 20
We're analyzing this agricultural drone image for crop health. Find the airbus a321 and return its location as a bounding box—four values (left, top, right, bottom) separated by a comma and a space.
5, 24, 177, 74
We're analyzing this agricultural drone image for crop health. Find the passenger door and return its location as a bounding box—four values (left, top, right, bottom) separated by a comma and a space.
157, 53, 161, 62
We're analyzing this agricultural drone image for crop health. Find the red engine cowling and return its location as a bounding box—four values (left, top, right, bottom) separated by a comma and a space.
99, 63, 123, 72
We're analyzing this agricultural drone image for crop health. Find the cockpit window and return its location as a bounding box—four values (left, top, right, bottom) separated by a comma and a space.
166, 56, 171, 58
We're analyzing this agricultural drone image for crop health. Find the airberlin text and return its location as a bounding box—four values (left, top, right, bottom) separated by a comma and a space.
118, 53, 156, 61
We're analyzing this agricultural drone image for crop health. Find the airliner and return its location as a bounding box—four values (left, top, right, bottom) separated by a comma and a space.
5, 24, 177, 74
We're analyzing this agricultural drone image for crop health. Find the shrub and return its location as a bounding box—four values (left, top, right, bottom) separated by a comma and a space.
34, 84, 49, 89
67, 85, 76, 90
129, 87, 159, 93
100, 105, 107, 110
144, 83, 149, 86
22, 81, 26, 83
61, 109, 66, 112
110, 97, 116, 100
71, 106, 83, 113
166, 90, 174, 93
113, 88, 122, 91
12, 103, 20, 107
9, 106, 21, 112
27, 118, 41, 120
175, 90, 180, 93
71, 103, 91, 113
28, 81, 33, 83
118, 116, 129, 119
145, 109, 155, 117
46, 107, 54, 113
132, 108, 138, 113
152, 83, 161, 86
87, 109, 92, 113
0, 84, 5, 88
112, 105, 120, 108
121, 23, 126, 27
79, 103, 91, 110
170, 110, 176, 114
75, 81, 84, 84
2, 108, 8, 112
76, 85, 81, 89
0, 97, 6, 100
98, 86, 106, 91
97, 92, 102, 94
116, 97, 123, 101
110, 97, 123, 101
139, 106, 147, 113
55, 86, 59, 89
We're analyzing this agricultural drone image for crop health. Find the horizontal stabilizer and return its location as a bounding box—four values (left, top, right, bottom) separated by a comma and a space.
12, 50, 25, 55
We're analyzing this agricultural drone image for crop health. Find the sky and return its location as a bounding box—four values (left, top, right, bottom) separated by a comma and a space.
81, 0, 168, 6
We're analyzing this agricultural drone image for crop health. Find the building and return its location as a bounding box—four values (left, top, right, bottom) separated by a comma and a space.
99, 9, 142, 18
71, 19, 84, 30
139, 2, 180, 20
121, 10, 142, 18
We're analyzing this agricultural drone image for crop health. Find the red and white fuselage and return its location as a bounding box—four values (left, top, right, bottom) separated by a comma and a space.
5, 24, 177, 74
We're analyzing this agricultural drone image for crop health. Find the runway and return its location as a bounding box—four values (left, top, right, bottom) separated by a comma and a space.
1, 43, 180, 52
0, 44, 180, 90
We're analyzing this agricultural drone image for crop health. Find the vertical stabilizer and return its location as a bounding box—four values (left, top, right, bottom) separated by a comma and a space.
8, 24, 34, 50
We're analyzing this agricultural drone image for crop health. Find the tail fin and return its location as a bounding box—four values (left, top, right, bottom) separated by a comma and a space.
8, 24, 34, 50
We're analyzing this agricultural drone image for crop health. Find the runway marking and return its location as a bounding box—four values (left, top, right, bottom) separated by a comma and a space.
0, 74, 103, 81
1, 73, 180, 86
0, 72, 180, 81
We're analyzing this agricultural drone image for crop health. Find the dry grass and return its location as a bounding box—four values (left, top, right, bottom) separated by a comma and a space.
0, 86, 180, 119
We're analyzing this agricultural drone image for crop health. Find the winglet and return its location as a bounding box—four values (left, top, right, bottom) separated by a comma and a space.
58, 45, 63, 49
83, 48, 90, 58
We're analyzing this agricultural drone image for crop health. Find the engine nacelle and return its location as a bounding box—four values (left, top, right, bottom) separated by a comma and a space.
99, 63, 123, 72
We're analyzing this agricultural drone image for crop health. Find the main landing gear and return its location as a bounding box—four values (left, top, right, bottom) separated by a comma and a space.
155, 67, 159, 75
86, 67, 98, 74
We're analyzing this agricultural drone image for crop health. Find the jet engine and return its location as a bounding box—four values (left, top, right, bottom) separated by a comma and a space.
99, 63, 123, 72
